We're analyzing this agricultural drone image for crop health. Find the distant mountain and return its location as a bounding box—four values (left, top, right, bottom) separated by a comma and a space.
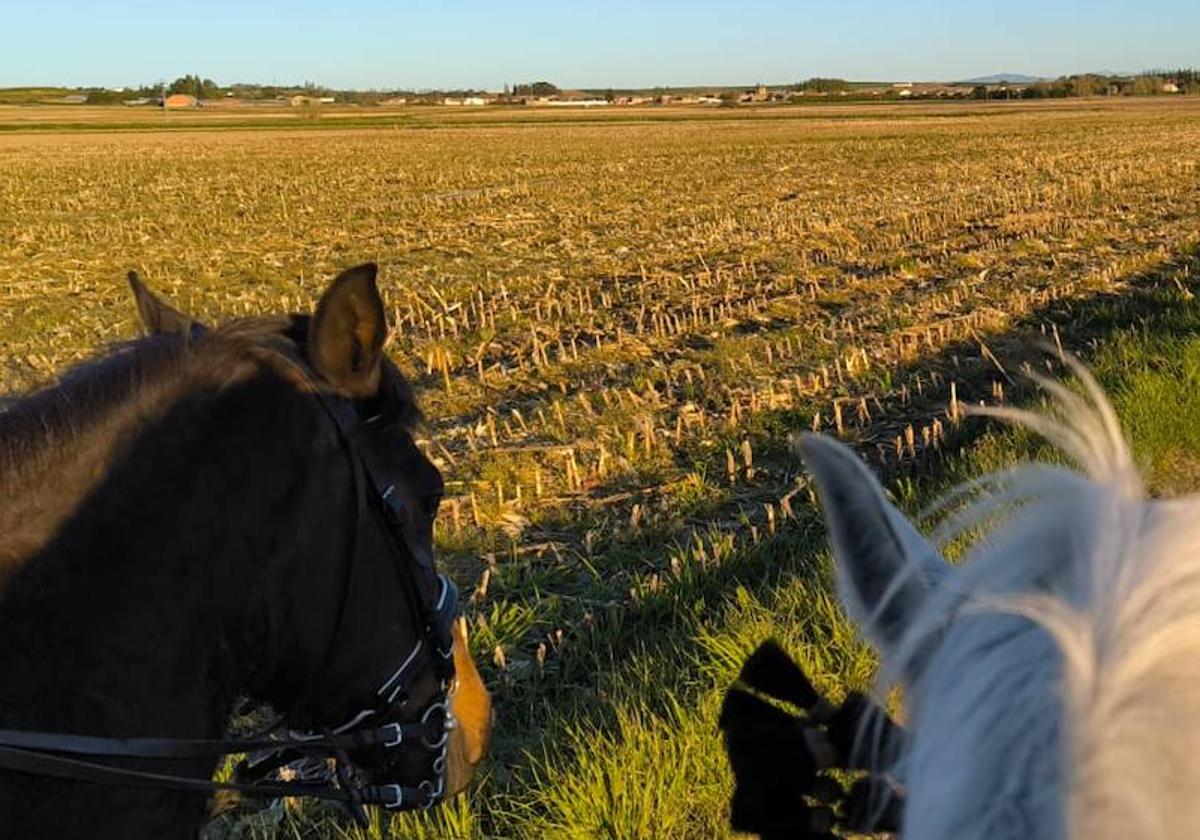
957, 73, 1045, 84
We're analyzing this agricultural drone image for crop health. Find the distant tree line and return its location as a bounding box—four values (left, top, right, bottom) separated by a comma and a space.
971, 70, 1200, 100
794, 78, 851, 93
509, 81, 560, 97
59, 66, 1200, 109
84, 84, 160, 104
77, 77, 491, 107
167, 75, 221, 99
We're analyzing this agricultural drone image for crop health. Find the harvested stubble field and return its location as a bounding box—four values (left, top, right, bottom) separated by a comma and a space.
3, 98, 1200, 838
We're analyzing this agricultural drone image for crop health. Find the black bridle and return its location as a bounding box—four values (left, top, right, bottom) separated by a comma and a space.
0, 386, 460, 824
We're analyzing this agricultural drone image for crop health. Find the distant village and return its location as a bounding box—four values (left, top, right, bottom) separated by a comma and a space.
20, 70, 1200, 110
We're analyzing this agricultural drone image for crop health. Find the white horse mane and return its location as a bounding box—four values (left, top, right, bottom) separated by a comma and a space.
856, 364, 1200, 838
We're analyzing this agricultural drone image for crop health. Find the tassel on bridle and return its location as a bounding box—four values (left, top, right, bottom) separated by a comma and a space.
719, 639, 908, 838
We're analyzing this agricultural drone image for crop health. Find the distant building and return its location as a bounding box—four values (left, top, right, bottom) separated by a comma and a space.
544, 98, 609, 107
164, 94, 197, 109
59, 94, 88, 105
1163, 82, 1181, 94
525, 97, 609, 107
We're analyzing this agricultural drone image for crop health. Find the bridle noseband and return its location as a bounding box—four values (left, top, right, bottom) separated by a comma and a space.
0, 386, 463, 824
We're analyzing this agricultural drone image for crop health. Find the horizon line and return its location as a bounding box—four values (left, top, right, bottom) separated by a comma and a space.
9, 69, 1192, 94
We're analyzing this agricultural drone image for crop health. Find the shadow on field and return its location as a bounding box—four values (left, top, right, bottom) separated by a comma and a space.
474, 240, 1200, 816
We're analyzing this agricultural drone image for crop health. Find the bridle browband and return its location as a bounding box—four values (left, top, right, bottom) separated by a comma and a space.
0, 384, 461, 824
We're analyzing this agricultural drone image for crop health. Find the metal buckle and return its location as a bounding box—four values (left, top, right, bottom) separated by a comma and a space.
380, 484, 406, 521
381, 722, 404, 748
419, 777, 444, 809
420, 701, 451, 750
375, 783, 404, 810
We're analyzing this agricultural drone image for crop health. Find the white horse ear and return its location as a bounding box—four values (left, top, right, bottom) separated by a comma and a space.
798, 434, 949, 658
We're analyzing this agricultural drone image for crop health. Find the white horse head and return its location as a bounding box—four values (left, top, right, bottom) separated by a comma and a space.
801, 364, 1200, 839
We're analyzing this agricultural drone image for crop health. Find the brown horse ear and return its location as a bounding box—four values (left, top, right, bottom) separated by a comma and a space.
308, 263, 387, 397
127, 272, 202, 337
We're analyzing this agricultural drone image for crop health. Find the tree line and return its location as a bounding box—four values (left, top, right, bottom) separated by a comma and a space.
73, 68, 1200, 107
971, 71, 1200, 100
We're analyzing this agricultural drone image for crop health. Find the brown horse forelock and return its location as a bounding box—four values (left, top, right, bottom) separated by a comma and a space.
0, 314, 416, 585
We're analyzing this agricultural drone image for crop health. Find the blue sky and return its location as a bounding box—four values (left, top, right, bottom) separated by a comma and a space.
5, 1, 1197, 90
